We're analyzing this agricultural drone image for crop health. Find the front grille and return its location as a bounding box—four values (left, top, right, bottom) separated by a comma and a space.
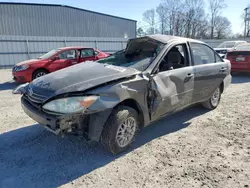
27, 92, 47, 103
23, 95, 42, 111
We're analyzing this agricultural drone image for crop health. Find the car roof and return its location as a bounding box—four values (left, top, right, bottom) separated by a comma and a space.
58, 46, 95, 50
145, 34, 205, 44
222, 40, 247, 43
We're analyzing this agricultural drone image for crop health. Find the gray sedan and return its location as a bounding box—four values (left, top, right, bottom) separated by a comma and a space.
15, 35, 232, 154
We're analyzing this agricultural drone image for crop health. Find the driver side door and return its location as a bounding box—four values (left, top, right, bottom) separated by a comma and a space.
149, 43, 194, 121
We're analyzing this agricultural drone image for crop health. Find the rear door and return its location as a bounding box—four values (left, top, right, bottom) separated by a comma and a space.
79, 48, 97, 63
150, 43, 194, 121
49, 49, 77, 72
189, 42, 228, 103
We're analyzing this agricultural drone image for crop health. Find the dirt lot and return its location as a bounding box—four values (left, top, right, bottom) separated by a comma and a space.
0, 69, 250, 188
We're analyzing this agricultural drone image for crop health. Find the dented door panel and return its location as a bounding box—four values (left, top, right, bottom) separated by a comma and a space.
193, 62, 228, 103
150, 67, 194, 121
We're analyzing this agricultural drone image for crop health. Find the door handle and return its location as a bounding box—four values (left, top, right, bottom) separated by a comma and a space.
186, 73, 194, 78
220, 67, 227, 72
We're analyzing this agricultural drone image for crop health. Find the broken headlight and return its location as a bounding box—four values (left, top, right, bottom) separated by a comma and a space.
42, 96, 99, 114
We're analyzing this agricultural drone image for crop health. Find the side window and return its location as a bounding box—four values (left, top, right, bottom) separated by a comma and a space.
215, 53, 223, 62
59, 50, 76, 59
159, 44, 189, 72
190, 43, 215, 65
81, 49, 95, 58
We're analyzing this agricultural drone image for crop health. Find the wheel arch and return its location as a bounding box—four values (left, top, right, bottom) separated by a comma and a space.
32, 68, 50, 80
116, 98, 145, 129
220, 81, 224, 93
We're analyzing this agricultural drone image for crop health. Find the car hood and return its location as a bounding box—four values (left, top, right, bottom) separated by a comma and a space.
29, 62, 140, 102
16, 59, 43, 66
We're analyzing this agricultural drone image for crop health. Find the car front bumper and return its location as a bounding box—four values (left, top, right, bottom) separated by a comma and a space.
21, 95, 112, 141
12, 70, 32, 83
231, 68, 250, 73
21, 96, 87, 135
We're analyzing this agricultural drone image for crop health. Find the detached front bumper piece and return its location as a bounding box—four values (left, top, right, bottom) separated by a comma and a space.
21, 96, 86, 135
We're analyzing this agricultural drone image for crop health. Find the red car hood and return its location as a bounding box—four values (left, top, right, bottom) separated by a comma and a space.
16, 59, 44, 66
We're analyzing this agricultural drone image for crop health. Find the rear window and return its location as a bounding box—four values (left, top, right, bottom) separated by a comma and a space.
217, 42, 236, 48
235, 44, 250, 51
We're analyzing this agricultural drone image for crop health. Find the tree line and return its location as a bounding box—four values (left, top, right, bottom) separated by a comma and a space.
137, 0, 232, 39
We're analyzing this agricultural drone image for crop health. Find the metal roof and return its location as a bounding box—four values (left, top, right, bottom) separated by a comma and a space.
0, 2, 137, 23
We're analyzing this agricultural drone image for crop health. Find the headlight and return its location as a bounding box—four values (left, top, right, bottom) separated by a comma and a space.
42, 96, 99, 114
14, 64, 29, 72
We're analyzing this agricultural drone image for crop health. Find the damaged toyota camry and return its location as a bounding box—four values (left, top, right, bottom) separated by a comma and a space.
14, 35, 232, 154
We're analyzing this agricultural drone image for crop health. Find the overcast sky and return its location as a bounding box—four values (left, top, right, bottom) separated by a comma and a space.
2, 0, 249, 34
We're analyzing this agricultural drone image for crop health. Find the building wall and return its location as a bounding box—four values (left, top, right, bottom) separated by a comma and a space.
0, 35, 128, 67
0, 3, 136, 38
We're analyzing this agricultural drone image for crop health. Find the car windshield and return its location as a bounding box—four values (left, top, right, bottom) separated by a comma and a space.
38, 49, 60, 59
235, 44, 250, 51
217, 42, 236, 48
97, 41, 164, 71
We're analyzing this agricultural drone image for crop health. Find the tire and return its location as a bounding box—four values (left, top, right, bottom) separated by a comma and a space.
101, 106, 139, 154
32, 69, 49, 80
202, 87, 221, 110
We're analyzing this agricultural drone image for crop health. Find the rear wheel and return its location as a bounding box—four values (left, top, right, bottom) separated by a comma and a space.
33, 69, 48, 80
101, 106, 139, 154
202, 87, 221, 110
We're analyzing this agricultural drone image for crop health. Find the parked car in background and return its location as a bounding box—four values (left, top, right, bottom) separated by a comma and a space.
12, 47, 110, 83
214, 41, 247, 55
226, 43, 250, 72
14, 35, 231, 154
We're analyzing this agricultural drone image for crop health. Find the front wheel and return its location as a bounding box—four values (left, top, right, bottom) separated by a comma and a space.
32, 69, 48, 80
101, 106, 139, 154
202, 87, 221, 110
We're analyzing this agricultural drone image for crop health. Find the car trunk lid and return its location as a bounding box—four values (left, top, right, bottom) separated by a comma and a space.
227, 51, 250, 70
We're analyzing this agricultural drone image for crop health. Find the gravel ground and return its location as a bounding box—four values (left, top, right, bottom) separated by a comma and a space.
0, 69, 250, 188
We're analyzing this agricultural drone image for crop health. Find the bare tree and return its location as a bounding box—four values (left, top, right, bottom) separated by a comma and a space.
209, 0, 227, 39
160, 0, 184, 35
196, 18, 210, 39
143, 9, 156, 34
140, 0, 230, 39
183, 0, 205, 38
214, 16, 232, 39
156, 3, 168, 34
137, 27, 145, 37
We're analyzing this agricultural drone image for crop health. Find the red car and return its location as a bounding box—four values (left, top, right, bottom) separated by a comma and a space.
12, 47, 110, 83
226, 43, 250, 72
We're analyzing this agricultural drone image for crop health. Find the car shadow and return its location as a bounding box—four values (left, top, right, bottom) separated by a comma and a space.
0, 106, 208, 188
232, 73, 250, 84
0, 81, 19, 91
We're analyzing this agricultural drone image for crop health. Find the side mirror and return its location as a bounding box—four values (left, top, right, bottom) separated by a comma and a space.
51, 56, 59, 61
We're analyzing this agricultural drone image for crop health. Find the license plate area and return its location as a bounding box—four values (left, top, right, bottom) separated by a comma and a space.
236, 56, 245, 62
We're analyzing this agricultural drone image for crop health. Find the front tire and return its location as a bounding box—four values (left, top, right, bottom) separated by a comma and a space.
202, 87, 221, 110
32, 69, 48, 80
101, 106, 139, 154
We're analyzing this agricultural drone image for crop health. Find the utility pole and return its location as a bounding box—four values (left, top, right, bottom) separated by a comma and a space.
244, 7, 250, 39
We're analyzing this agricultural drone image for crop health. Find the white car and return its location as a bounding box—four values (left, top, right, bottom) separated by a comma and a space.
214, 41, 247, 55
